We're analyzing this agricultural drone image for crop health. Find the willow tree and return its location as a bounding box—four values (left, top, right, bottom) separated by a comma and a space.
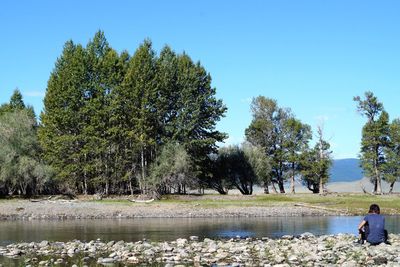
0, 90, 53, 196
212, 144, 270, 195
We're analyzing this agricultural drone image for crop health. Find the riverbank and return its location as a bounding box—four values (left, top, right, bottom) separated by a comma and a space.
1, 234, 400, 266
0, 197, 336, 220
1, 193, 400, 219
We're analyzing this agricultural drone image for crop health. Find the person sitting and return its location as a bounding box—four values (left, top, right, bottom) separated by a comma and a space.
358, 204, 389, 245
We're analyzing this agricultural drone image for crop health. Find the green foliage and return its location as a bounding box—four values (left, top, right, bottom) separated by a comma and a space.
299, 128, 332, 194
149, 142, 195, 194
9, 89, 25, 110
384, 118, 400, 192
245, 96, 311, 193
0, 110, 54, 196
354, 91, 389, 194
0, 89, 35, 118
39, 31, 130, 195
39, 31, 227, 195
212, 144, 270, 195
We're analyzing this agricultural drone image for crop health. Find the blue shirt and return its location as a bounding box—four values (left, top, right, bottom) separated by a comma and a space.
364, 213, 385, 244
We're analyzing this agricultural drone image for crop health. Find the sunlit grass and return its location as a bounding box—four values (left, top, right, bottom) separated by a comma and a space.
156, 193, 400, 214
10, 193, 400, 215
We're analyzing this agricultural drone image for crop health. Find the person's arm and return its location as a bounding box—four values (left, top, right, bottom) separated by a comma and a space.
358, 220, 367, 230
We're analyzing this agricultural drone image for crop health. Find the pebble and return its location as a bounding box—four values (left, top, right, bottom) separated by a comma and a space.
2, 234, 400, 266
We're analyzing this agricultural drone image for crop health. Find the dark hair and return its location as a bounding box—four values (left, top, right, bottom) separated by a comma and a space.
369, 204, 380, 214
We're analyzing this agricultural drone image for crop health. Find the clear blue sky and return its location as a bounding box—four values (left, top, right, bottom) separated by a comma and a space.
1, 0, 400, 159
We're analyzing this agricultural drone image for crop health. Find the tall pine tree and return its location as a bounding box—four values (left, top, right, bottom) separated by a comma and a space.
354, 91, 389, 194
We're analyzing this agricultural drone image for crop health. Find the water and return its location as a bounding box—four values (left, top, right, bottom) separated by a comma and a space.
1, 216, 400, 245
2, 216, 400, 266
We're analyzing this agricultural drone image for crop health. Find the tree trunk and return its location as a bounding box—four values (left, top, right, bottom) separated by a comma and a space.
319, 176, 324, 195
278, 180, 285, 193
290, 163, 295, 194
389, 181, 395, 194
105, 180, 109, 196
83, 178, 88, 195
264, 183, 270, 194
129, 179, 133, 196
376, 176, 382, 195
373, 179, 378, 194
271, 182, 278, 193
83, 153, 88, 195
140, 147, 145, 193
374, 162, 382, 194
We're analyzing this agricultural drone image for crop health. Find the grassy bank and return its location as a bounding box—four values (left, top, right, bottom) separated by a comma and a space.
145, 193, 400, 215
3, 193, 400, 217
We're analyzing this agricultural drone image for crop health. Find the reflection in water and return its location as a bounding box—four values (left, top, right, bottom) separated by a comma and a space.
1, 216, 400, 245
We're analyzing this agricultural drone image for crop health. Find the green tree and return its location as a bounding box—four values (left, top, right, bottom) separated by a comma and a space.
245, 96, 310, 193
39, 40, 88, 193
384, 118, 400, 193
242, 143, 271, 192
283, 118, 312, 193
154, 47, 227, 190
0, 110, 53, 196
40, 31, 128, 195
149, 142, 195, 195
80, 31, 126, 195
0, 89, 35, 118
354, 91, 389, 194
117, 39, 157, 193
173, 53, 227, 187
212, 144, 270, 195
299, 127, 332, 194
9, 89, 25, 110
39, 32, 227, 195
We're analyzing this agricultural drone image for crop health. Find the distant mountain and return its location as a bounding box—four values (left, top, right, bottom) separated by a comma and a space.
329, 158, 363, 183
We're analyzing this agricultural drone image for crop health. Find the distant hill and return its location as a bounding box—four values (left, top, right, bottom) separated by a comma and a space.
329, 158, 363, 183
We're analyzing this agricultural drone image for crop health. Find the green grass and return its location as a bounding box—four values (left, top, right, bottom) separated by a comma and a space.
157, 193, 400, 215
7, 193, 400, 215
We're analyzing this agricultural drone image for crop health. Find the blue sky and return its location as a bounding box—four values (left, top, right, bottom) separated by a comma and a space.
1, 0, 400, 159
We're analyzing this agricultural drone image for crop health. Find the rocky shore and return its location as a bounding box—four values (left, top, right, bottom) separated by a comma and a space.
0, 199, 338, 220
1, 234, 400, 266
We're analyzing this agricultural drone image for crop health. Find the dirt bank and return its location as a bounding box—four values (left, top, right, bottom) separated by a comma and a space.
0, 196, 339, 220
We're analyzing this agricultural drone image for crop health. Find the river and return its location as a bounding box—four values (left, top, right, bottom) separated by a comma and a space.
2, 216, 400, 245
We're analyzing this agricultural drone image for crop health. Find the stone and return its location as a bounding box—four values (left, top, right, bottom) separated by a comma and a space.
274, 255, 285, 263
100, 257, 115, 263
300, 232, 315, 239
216, 252, 229, 259
190, 236, 199, 241
288, 255, 298, 262
39, 240, 49, 248
9, 249, 21, 256
176, 238, 188, 247
127, 256, 139, 263
106, 241, 115, 247
373, 256, 388, 265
